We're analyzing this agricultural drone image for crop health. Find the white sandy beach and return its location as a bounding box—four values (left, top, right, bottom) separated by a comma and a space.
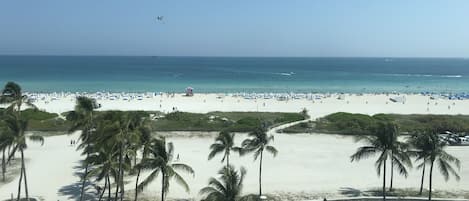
0, 93, 468, 201
30, 93, 469, 118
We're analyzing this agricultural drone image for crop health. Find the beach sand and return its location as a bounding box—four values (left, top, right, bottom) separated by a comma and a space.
0, 132, 467, 201
0, 93, 468, 200
31, 93, 469, 119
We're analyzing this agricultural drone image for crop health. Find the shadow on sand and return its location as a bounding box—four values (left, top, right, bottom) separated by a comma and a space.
339, 187, 369, 197
58, 162, 98, 201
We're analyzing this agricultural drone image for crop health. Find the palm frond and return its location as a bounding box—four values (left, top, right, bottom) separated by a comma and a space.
265, 145, 278, 157
172, 163, 195, 175
169, 167, 191, 192
137, 169, 160, 193
350, 146, 377, 162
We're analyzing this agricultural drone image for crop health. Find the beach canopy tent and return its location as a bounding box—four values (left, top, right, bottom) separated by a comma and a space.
390, 96, 406, 103
185, 87, 194, 96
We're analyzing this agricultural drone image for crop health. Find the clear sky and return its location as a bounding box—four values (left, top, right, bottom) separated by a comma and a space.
1, 0, 468, 57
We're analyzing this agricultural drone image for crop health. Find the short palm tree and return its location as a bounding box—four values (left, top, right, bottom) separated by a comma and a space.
0, 127, 14, 182
350, 121, 410, 201
86, 139, 119, 201
200, 165, 256, 201
411, 132, 460, 201
208, 131, 241, 167
138, 137, 195, 201
241, 124, 278, 198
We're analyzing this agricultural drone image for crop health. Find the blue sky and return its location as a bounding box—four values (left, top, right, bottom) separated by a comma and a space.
1, 0, 468, 57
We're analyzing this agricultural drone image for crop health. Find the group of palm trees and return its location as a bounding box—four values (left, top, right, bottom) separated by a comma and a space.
0, 82, 45, 201
67, 96, 194, 201
69, 94, 278, 201
351, 121, 460, 201
203, 124, 278, 201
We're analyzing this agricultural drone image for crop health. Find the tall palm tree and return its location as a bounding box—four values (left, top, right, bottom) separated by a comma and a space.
67, 96, 99, 201
200, 165, 256, 201
138, 137, 195, 201
208, 131, 241, 167
241, 124, 278, 198
132, 122, 153, 201
387, 125, 412, 192
4, 114, 44, 201
1, 82, 43, 201
407, 132, 431, 195
0, 82, 36, 114
410, 132, 460, 201
350, 121, 409, 201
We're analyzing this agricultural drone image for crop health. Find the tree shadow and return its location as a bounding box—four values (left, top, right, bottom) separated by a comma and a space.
338, 187, 368, 197
58, 162, 98, 201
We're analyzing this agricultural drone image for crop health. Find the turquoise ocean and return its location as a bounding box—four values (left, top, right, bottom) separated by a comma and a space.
1, 56, 469, 93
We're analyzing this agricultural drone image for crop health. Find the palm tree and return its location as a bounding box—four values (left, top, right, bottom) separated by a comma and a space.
67, 96, 99, 201
0, 127, 14, 182
241, 124, 278, 198
410, 132, 460, 201
387, 126, 412, 192
1, 82, 44, 201
3, 114, 44, 201
132, 122, 153, 201
0, 82, 36, 114
200, 165, 256, 201
87, 139, 119, 201
138, 137, 195, 201
208, 131, 241, 167
350, 121, 410, 201
408, 132, 431, 195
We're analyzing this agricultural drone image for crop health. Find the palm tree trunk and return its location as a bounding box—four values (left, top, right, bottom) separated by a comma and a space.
80, 153, 90, 201
135, 167, 141, 201
419, 163, 426, 195
115, 148, 123, 201
120, 163, 125, 201
389, 157, 394, 191
16, 161, 23, 201
428, 161, 434, 201
115, 175, 120, 200
107, 175, 111, 201
99, 176, 108, 201
259, 150, 263, 197
2, 148, 5, 182
383, 158, 387, 201
161, 172, 165, 201
7, 145, 11, 165
226, 152, 230, 167
21, 149, 29, 200
119, 145, 125, 201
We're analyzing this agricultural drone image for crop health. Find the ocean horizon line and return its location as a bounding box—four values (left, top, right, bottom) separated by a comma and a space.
0, 54, 468, 59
